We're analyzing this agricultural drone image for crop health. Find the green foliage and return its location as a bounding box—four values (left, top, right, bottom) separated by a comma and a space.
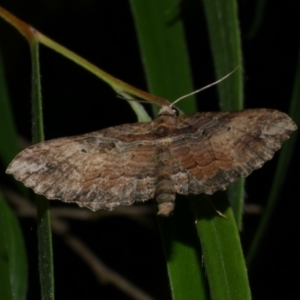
195, 193, 251, 300
0, 193, 27, 300
130, 0, 196, 115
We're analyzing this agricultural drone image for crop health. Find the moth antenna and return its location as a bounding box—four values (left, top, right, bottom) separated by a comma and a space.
171, 65, 240, 107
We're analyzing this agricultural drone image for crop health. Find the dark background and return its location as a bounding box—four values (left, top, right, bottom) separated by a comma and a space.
1, 1, 299, 299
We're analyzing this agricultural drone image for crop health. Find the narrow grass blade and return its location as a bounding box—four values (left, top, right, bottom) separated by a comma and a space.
0, 191, 27, 300
0, 42, 28, 300
202, 0, 244, 228
118, 92, 152, 122
30, 36, 55, 300
159, 198, 208, 299
200, 1, 251, 298
247, 47, 300, 265
130, 0, 196, 114
193, 193, 251, 300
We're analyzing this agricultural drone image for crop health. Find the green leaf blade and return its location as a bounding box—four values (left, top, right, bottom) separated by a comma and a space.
130, 0, 196, 114
0, 192, 28, 300
159, 199, 208, 299
199, 1, 251, 298
195, 193, 251, 300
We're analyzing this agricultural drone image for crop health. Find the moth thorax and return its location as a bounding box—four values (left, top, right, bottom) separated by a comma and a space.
155, 125, 169, 136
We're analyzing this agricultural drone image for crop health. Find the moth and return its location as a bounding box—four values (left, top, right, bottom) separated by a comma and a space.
6, 105, 297, 216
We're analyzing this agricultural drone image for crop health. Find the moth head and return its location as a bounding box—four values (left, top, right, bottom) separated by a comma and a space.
158, 106, 178, 117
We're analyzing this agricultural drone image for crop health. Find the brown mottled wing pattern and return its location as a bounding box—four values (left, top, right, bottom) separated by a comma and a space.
170, 108, 297, 195
6, 122, 157, 211
6, 107, 296, 213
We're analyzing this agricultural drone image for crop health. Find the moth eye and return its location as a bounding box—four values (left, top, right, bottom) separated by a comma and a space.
172, 107, 179, 116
